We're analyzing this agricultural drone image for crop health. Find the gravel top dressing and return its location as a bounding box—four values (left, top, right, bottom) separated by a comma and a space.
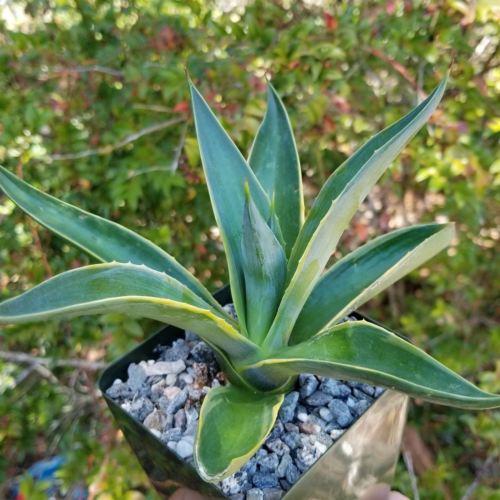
107, 315, 383, 499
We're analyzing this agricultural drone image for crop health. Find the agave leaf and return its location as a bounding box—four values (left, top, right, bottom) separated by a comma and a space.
0, 263, 258, 362
189, 80, 272, 334
290, 223, 455, 344
241, 190, 287, 344
246, 322, 500, 409
264, 78, 448, 351
0, 167, 221, 312
248, 83, 304, 256
195, 384, 283, 482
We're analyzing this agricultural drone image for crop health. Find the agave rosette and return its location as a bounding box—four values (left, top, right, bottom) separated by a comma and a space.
1, 74, 498, 482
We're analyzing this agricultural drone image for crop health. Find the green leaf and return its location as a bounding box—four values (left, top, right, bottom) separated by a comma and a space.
291, 223, 455, 344
246, 321, 500, 409
248, 83, 304, 256
0, 167, 220, 311
189, 80, 272, 334
0, 263, 258, 362
241, 191, 287, 344
195, 384, 283, 481
263, 77, 448, 351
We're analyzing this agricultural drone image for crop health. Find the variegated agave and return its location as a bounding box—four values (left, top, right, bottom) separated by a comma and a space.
0, 74, 498, 482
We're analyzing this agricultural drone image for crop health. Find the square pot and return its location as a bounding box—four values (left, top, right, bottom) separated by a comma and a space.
99, 287, 409, 499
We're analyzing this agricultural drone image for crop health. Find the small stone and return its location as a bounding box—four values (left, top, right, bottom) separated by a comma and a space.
221, 471, 247, 495
143, 409, 167, 431
276, 453, 293, 478
246, 488, 264, 500
330, 429, 345, 440
223, 303, 237, 319
252, 472, 279, 489
352, 388, 373, 401
127, 397, 154, 422
282, 432, 301, 450
190, 341, 216, 363
229, 495, 244, 500
308, 414, 327, 431
161, 339, 191, 361
187, 387, 203, 401
263, 489, 283, 500
265, 439, 290, 457
106, 379, 133, 399
143, 359, 186, 376
320, 379, 351, 398
305, 390, 331, 407
150, 379, 167, 400
127, 363, 147, 392
279, 479, 291, 491
166, 441, 177, 452
284, 423, 299, 433
299, 422, 320, 435
242, 457, 258, 476
313, 441, 327, 454
162, 388, 188, 415
299, 374, 319, 398
278, 391, 299, 423
295, 447, 316, 471
315, 432, 333, 448
162, 427, 183, 442
178, 373, 194, 386
166, 373, 178, 386
258, 452, 279, 472
359, 383, 376, 397
328, 399, 354, 428
325, 421, 340, 433
296, 405, 309, 423
351, 398, 371, 416
163, 386, 181, 400
174, 409, 186, 429
374, 387, 385, 397
319, 407, 333, 421
266, 420, 284, 441
150, 429, 161, 438
285, 463, 300, 484
176, 437, 194, 459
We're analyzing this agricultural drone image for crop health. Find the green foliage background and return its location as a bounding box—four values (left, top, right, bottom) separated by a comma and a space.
0, 0, 498, 497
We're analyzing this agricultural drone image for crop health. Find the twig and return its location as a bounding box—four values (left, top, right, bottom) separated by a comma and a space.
366, 48, 423, 95
40, 64, 124, 80
127, 122, 187, 178
403, 449, 420, 500
461, 454, 497, 500
132, 103, 173, 113
49, 117, 184, 161
0, 350, 107, 371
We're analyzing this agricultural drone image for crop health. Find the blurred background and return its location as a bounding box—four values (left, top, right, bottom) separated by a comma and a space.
0, 0, 498, 498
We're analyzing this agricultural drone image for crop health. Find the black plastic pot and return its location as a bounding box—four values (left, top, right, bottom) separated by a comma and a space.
99, 287, 409, 499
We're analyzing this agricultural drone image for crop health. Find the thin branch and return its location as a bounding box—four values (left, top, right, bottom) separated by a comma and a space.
49, 117, 184, 161
127, 122, 188, 178
132, 103, 173, 113
366, 48, 424, 95
40, 64, 124, 80
461, 454, 497, 500
0, 350, 107, 371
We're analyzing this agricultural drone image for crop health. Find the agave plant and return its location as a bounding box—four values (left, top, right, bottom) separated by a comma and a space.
0, 74, 498, 483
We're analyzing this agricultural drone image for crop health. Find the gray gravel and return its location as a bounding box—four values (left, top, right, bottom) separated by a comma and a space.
107, 312, 382, 499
